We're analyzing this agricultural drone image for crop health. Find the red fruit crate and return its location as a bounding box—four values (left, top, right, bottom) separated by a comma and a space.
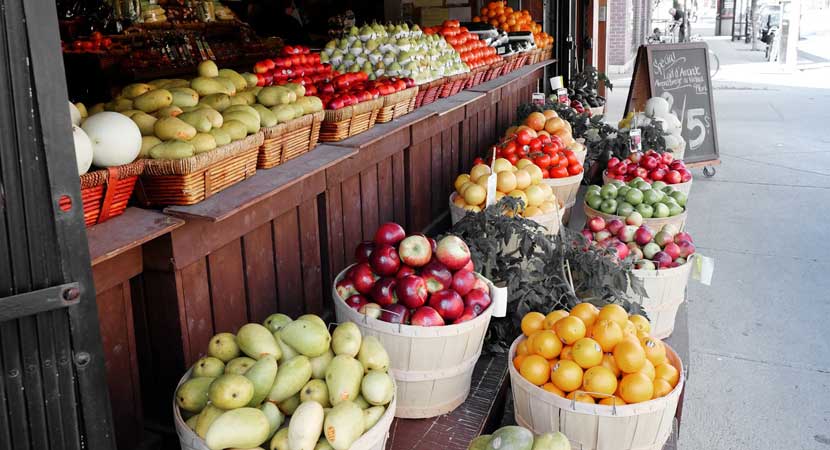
61, 159, 145, 227
415, 78, 445, 108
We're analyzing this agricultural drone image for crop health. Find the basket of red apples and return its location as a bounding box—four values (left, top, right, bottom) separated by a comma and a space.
603, 151, 693, 197
332, 222, 496, 419
583, 216, 696, 339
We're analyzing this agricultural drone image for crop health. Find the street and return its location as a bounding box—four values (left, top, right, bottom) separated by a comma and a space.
602, 36, 830, 449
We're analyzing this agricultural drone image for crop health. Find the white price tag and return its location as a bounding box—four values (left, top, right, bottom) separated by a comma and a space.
556, 88, 569, 104
692, 254, 714, 286
485, 172, 498, 207
629, 128, 642, 153
532, 92, 546, 105
491, 284, 509, 318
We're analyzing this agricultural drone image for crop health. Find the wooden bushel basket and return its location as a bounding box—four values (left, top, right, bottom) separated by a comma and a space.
173, 370, 397, 450
319, 98, 383, 142
63, 159, 145, 227
332, 268, 495, 419
449, 193, 565, 236
583, 204, 687, 231
602, 170, 693, 198
257, 111, 325, 169
543, 172, 584, 210
629, 260, 694, 339
508, 336, 685, 450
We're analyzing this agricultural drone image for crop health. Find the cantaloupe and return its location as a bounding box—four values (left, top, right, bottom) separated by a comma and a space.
81, 112, 142, 167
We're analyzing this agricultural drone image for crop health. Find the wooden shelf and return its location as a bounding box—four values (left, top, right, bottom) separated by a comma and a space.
87, 207, 184, 266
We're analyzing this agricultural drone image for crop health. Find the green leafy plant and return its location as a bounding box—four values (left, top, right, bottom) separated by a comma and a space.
448, 197, 645, 353
568, 65, 612, 107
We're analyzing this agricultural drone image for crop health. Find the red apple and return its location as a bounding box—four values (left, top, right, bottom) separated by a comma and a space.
594, 230, 612, 243
398, 235, 433, 267
435, 235, 471, 270
471, 277, 489, 293
654, 230, 674, 247
396, 265, 417, 279
336, 278, 359, 299
464, 288, 491, 314
380, 303, 410, 324
606, 219, 625, 236
374, 222, 406, 246
369, 244, 401, 276
587, 216, 606, 232
618, 225, 637, 243
678, 169, 692, 183
354, 241, 375, 263
674, 232, 694, 244
663, 242, 681, 260
345, 294, 368, 311
453, 305, 478, 324
409, 306, 444, 327
642, 155, 659, 170
429, 289, 464, 321
421, 260, 452, 293
661, 152, 674, 164
650, 168, 666, 181
635, 227, 653, 246
677, 240, 696, 258
628, 246, 644, 260
359, 302, 382, 319
635, 167, 650, 179
352, 263, 376, 294
611, 241, 630, 260
664, 170, 682, 184
652, 251, 673, 268
580, 229, 595, 241
371, 277, 398, 306
396, 275, 428, 309
451, 269, 477, 296
461, 259, 475, 272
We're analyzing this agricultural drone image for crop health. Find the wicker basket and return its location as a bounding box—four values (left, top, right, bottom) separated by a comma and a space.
602, 170, 693, 197
257, 111, 325, 169
137, 133, 262, 206
415, 78, 445, 108
332, 267, 495, 419
449, 192, 565, 235
438, 72, 471, 98
319, 98, 383, 142
173, 369, 397, 450
509, 335, 684, 450
543, 172, 584, 210
376, 87, 418, 123
465, 65, 488, 89
629, 260, 694, 339
484, 59, 506, 82
583, 203, 687, 231
63, 159, 145, 227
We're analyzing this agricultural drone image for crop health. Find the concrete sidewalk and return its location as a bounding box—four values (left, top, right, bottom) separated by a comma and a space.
601, 37, 830, 449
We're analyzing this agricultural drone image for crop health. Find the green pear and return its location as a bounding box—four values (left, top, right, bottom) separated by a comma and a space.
309, 349, 334, 380
322, 401, 363, 450
297, 314, 326, 329
273, 331, 299, 362
300, 379, 330, 407
209, 374, 255, 409
176, 377, 214, 413
360, 370, 394, 406
357, 336, 389, 373
288, 401, 325, 450
277, 393, 301, 416
269, 428, 289, 450
245, 355, 278, 406
267, 356, 311, 403
225, 357, 257, 375
193, 356, 225, 378
353, 395, 370, 409
325, 356, 363, 406
236, 323, 281, 360
195, 404, 226, 439
259, 402, 284, 438
363, 406, 385, 431
209, 333, 240, 362
263, 314, 292, 333
186, 414, 199, 431
204, 408, 270, 450
280, 320, 331, 358
331, 322, 361, 357
315, 438, 334, 450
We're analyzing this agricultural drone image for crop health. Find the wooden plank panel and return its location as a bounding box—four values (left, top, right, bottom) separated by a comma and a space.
298, 199, 324, 315
407, 141, 432, 231
326, 182, 346, 279
340, 176, 363, 252
208, 240, 248, 332
273, 209, 304, 317
392, 153, 407, 226
242, 223, 278, 323
92, 247, 142, 294
179, 260, 213, 365
359, 165, 380, 240
376, 158, 395, 224
87, 208, 184, 266
430, 134, 444, 220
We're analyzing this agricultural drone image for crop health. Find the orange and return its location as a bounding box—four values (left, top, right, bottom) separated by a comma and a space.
652, 378, 673, 399
636, 330, 651, 341
513, 354, 526, 370
566, 391, 595, 404
542, 382, 564, 397
619, 372, 654, 404
623, 320, 638, 337
590, 319, 623, 352
542, 109, 558, 119
532, 330, 563, 359
521, 312, 546, 336
628, 314, 651, 334
543, 310, 569, 329
525, 330, 541, 352
520, 355, 551, 386
599, 396, 626, 406
582, 366, 618, 398
597, 304, 629, 329
553, 316, 586, 345
548, 358, 559, 372
641, 337, 668, 366
480, 7, 489, 15
570, 303, 600, 329
525, 112, 547, 131
490, 19, 500, 27
613, 339, 646, 373
638, 359, 656, 380
544, 117, 566, 134
571, 338, 603, 369
559, 346, 573, 361
655, 363, 680, 387
600, 353, 620, 377
550, 360, 583, 392
516, 339, 530, 356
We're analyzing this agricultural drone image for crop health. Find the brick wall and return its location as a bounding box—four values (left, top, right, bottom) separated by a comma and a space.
608, 0, 652, 70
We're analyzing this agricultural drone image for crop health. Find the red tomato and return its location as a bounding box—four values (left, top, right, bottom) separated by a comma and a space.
506, 153, 520, 165
541, 168, 550, 178
548, 134, 564, 150
565, 151, 579, 166
515, 129, 534, 146
548, 152, 560, 167
554, 156, 569, 169
473, 157, 485, 165
538, 134, 551, 146
529, 138, 542, 152
503, 141, 517, 156
568, 164, 583, 175
533, 154, 551, 169
551, 166, 569, 178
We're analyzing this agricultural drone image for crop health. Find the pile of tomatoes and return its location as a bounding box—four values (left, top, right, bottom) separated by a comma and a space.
423, 21, 501, 69
475, 129, 583, 179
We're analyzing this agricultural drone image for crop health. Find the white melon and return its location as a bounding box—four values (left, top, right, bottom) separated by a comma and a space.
72, 125, 93, 175
69, 101, 82, 126
81, 112, 142, 167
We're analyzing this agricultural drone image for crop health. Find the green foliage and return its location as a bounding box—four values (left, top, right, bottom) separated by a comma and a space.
448, 197, 645, 353
569, 65, 612, 107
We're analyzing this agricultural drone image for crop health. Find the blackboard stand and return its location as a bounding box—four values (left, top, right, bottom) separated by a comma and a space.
625, 44, 721, 176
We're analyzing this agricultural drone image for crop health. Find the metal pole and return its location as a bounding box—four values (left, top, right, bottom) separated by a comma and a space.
785, 0, 801, 66
731, 0, 738, 39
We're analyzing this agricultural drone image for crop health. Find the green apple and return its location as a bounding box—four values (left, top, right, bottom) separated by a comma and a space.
662, 185, 675, 194
616, 201, 634, 217
586, 193, 603, 210
600, 198, 618, 214
635, 180, 652, 191
670, 191, 687, 207
609, 179, 625, 188
600, 184, 618, 199
651, 181, 668, 191
587, 185, 601, 195
636, 203, 654, 218
616, 185, 631, 198
627, 177, 645, 187
643, 189, 662, 205
653, 202, 670, 218
668, 203, 684, 216
624, 189, 644, 206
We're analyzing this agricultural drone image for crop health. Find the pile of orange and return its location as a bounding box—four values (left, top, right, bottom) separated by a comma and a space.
514, 303, 680, 405
472, 2, 553, 48
504, 109, 575, 148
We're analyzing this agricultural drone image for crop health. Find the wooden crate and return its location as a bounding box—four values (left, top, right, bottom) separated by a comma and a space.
584, 204, 688, 231
449, 192, 565, 236
543, 172, 585, 209
376, 87, 419, 123
61, 159, 145, 227
629, 261, 694, 339
257, 111, 325, 169
319, 98, 383, 142
137, 133, 263, 206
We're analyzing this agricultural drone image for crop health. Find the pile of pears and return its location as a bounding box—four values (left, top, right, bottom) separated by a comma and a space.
176, 313, 394, 450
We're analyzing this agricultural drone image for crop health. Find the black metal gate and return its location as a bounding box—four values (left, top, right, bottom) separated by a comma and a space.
0, 0, 116, 449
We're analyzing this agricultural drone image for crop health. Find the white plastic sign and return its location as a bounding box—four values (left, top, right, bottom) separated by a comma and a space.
485, 148, 498, 207
491, 285, 509, 318
532, 92, 546, 105
629, 128, 642, 153
692, 254, 714, 286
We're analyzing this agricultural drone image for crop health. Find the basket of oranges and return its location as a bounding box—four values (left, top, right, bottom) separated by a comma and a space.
472, 2, 552, 44
508, 303, 685, 450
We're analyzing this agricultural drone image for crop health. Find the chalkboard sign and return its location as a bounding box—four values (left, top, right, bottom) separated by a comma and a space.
625, 43, 720, 167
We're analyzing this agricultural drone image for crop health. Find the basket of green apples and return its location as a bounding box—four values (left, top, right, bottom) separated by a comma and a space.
583, 178, 687, 231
